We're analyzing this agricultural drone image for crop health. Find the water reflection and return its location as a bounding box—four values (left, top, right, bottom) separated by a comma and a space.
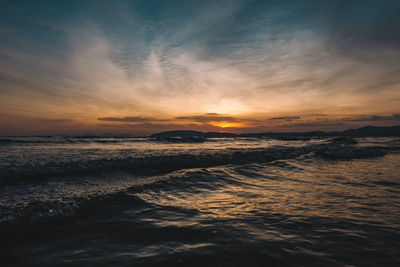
137, 155, 400, 227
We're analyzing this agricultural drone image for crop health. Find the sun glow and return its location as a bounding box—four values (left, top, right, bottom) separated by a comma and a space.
211, 122, 244, 128
207, 99, 250, 115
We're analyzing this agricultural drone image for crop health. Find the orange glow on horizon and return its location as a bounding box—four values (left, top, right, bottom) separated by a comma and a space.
210, 121, 245, 128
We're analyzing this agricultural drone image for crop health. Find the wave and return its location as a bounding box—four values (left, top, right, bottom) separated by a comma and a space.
1, 142, 391, 185
0, 167, 225, 224
0, 137, 150, 145
0, 189, 147, 224
0, 138, 13, 144
1, 161, 288, 225
0, 140, 397, 225
152, 136, 208, 143
0, 146, 303, 184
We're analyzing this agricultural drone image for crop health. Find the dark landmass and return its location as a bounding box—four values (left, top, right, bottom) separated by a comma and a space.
150, 125, 400, 139
150, 130, 205, 138
150, 130, 236, 138
334, 125, 400, 136
4, 125, 399, 139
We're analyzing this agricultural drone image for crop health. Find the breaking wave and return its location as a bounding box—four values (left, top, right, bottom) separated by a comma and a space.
1, 142, 391, 185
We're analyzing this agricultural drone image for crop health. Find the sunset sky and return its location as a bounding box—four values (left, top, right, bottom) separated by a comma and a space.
1, 0, 400, 135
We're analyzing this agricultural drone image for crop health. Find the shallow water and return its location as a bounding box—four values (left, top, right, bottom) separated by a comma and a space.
1, 136, 400, 266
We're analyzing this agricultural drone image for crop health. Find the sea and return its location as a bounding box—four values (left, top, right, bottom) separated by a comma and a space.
0, 136, 400, 266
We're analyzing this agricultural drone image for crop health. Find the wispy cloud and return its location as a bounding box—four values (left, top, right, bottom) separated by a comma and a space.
98, 116, 166, 123
1, 0, 400, 135
342, 114, 400, 122
35, 118, 76, 123
281, 122, 347, 128
270, 116, 301, 121
175, 113, 239, 123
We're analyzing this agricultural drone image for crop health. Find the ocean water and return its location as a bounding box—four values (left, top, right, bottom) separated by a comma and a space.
0, 136, 400, 266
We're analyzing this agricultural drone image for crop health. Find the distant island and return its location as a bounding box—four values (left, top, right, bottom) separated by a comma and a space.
150, 130, 236, 138
150, 125, 400, 138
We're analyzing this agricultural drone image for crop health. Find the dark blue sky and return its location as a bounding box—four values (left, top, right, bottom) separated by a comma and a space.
2, 1, 399, 55
1, 0, 400, 135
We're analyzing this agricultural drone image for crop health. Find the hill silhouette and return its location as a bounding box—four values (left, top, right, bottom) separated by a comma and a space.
150, 125, 400, 138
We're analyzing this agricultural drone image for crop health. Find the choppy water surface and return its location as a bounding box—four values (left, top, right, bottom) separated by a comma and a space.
1, 136, 400, 266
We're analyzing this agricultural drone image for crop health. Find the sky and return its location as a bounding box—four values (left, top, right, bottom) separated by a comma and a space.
1, 0, 400, 135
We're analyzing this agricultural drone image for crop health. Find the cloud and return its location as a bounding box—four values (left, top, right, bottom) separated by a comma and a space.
269, 116, 301, 121
342, 114, 400, 122
321, 1, 400, 52
1, 1, 400, 135
175, 113, 239, 123
100, 123, 183, 129
35, 118, 75, 123
281, 122, 347, 128
98, 116, 166, 123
